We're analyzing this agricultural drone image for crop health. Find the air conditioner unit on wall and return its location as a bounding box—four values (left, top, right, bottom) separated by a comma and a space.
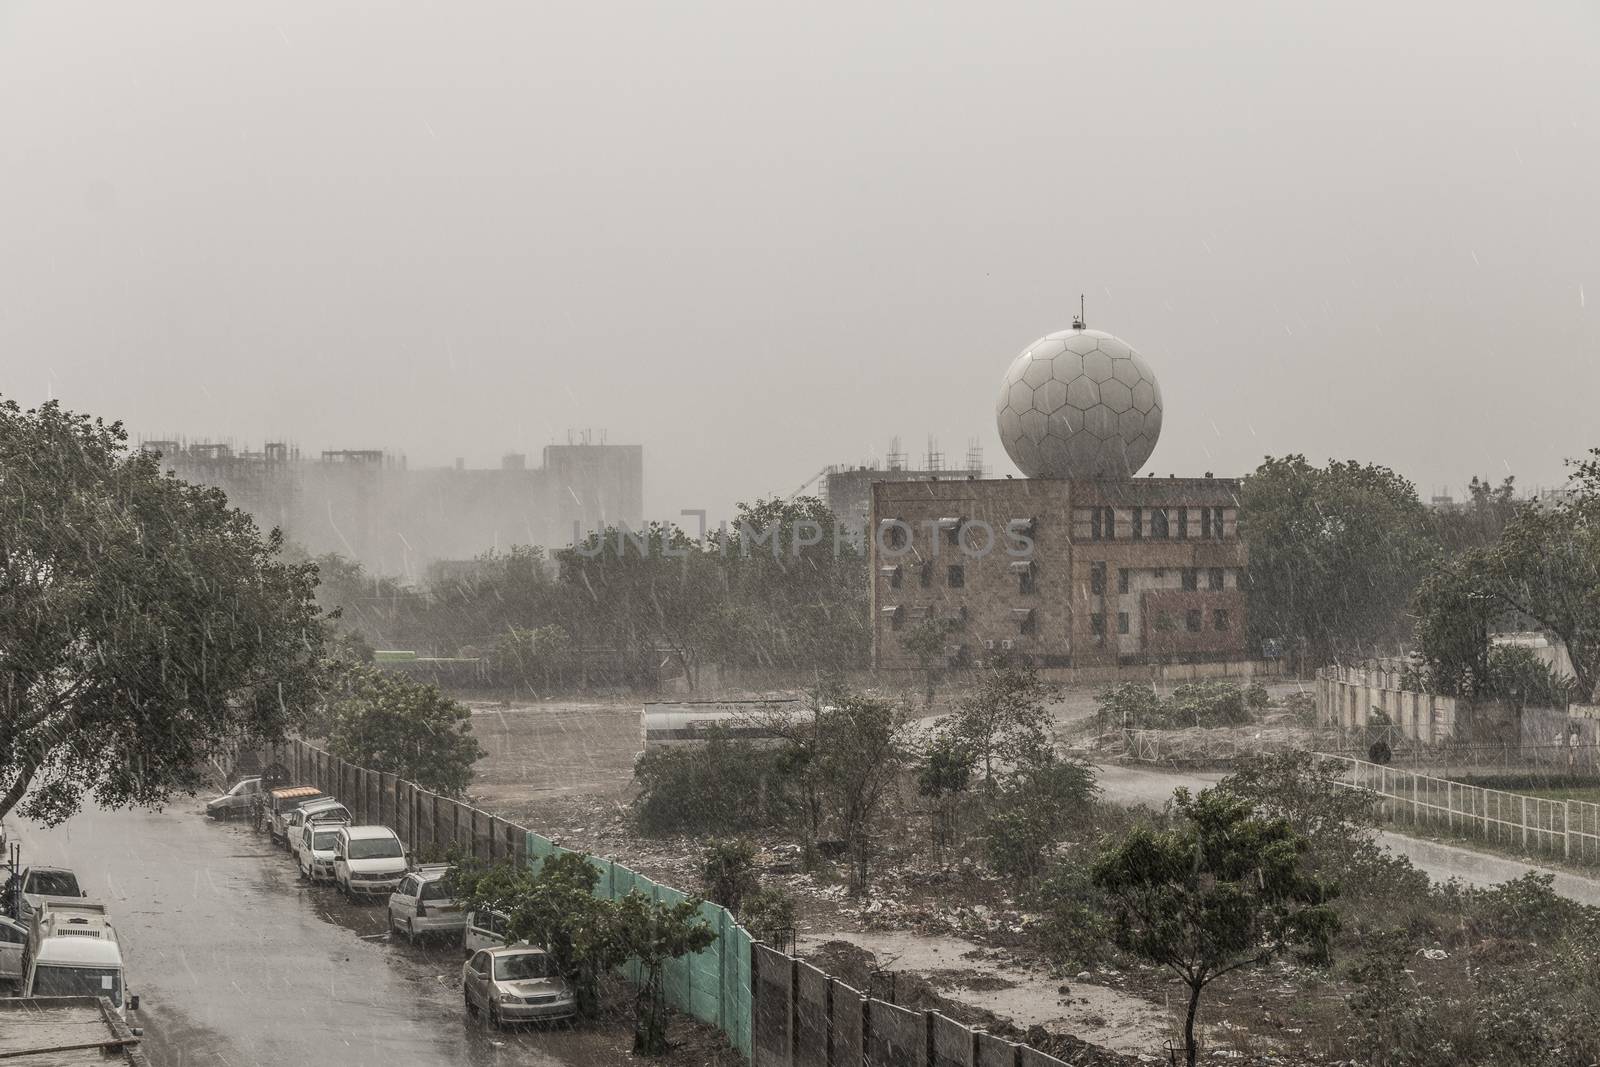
1000, 639, 1015, 651
983, 639, 997, 651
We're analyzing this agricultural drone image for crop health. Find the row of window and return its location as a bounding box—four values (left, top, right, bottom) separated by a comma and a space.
885, 561, 967, 589
1090, 608, 1232, 635
1089, 564, 1229, 595
1086, 505, 1229, 542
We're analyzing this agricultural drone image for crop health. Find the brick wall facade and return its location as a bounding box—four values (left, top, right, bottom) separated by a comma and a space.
870, 475, 1249, 669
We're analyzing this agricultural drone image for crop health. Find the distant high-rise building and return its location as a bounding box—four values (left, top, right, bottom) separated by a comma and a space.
142, 437, 643, 579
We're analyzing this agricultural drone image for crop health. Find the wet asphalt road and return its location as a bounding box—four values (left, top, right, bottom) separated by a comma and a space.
6, 803, 613, 1066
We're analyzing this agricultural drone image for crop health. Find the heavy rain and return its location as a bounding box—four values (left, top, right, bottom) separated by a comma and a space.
3, 4, 1600, 1066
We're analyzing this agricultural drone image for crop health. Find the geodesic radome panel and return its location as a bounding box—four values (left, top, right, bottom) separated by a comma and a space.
995, 327, 1162, 479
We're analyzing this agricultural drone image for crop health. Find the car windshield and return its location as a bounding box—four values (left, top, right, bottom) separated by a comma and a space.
27, 871, 80, 897
348, 837, 402, 860
32, 964, 122, 1006
494, 952, 550, 981
226, 781, 254, 796
313, 831, 340, 849
420, 879, 450, 902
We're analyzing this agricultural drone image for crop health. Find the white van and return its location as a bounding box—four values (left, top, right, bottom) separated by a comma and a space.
22, 899, 139, 1022
387, 865, 466, 943
332, 826, 408, 898
295, 822, 345, 883
286, 799, 352, 873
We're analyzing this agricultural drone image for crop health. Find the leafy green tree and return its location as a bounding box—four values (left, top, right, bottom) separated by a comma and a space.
556, 522, 720, 688
1092, 788, 1339, 1067
900, 618, 952, 709
707, 496, 870, 671
324, 664, 486, 795
815, 694, 910, 896
490, 623, 575, 691
982, 757, 1097, 885
1241, 455, 1435, 666
0, 399, 326, 825
1095, 682, 1164, 731
615, 890, 717, 1055
917, 728, 974, 865
461, 851, 629, 1020
951, 660, 1060, 785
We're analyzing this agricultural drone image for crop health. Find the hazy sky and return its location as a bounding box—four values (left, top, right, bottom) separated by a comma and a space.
3, 2, 1597, 523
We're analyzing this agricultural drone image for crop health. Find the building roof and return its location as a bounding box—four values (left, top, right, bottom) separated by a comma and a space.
270, 785, 323, 800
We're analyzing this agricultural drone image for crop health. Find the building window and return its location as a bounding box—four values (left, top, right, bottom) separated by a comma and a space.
1117, 568, 1130, 594
948, 564, 965, 588
1209, 507, 1226, 539
1090, 612, 1105, 636
920, 560, 934, 588
1117, 612, 1129, 635
1090, 508, 1103, 541
1213, 609, 1231, 631
1177, 507, 1189, 540
1089, 561, 1106, 595
1151, 509, 1169, 539
1208, 567, 1225, 591
1101, 507, 1115, 540
1200, 508, 1212, 539
1182, 568, 1198, 592
1020, 569, 1036, 594
891, 568, 902, 589
1131, 508, 1143, 541
1186, 609, 1202, 633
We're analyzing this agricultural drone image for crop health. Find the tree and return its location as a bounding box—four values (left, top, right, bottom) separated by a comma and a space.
983, 756, 1097, 886
615, 890, 717, 1055
814, 694, 909, 896
1241, 455, 1435, 667
950, 660, 1060, 785
0, 399, 326, 825
916, 728, 974, 866
1092, 788, 1338, 1067
900, 618, 952, 709
461, 851, 629, 1021
323, 664, 486, 796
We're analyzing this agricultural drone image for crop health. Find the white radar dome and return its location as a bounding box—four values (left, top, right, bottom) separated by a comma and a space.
995, 326, 1163, 479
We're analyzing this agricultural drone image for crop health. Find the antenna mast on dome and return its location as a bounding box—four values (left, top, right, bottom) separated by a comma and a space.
1072, 294, 1086, 330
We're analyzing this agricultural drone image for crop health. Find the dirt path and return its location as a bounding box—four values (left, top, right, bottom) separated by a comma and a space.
1090, 762, 1600, 905
795, 930, 1173, 1059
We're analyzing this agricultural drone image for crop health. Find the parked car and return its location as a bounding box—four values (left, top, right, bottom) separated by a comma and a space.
463, 908, 516, 956
283, 798, 351, 861
387, 865, 466, 943
2, 867, 85, 925
204, 777, 264, 819
0, 915, 24, 988
462, 945, 575, 1027
294, 822, 345, 883
262, 786, 326, 845
332, 825, 408, 898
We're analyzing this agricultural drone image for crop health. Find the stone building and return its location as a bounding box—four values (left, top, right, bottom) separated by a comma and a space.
869, 475, 1247, 669
869, 313, 1250, 670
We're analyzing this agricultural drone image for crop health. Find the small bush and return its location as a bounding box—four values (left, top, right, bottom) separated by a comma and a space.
740, 886, 796, 937
699, 838, 759, 913
633, 733, 793, 835
1245, 681, 1271, 708
1030, 860, 1113, 968
1166, 680, 1252, 727
983, 758, 1098, 885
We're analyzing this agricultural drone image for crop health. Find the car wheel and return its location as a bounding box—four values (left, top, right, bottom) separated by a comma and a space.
406, 918, 417, 945
489, 1003, 502, 1029
464, 988, 475, 1015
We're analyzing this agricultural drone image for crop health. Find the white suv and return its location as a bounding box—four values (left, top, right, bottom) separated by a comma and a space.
387, 865, 466, 943
332, 826, 408, 898
295, 822, 344, 883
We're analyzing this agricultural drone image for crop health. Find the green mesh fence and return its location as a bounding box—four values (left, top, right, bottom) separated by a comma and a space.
523, 832, 753, 1058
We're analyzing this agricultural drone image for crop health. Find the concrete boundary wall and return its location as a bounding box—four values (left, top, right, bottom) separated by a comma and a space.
1315, 668, 1459, 743
285, 741, 1076, 1067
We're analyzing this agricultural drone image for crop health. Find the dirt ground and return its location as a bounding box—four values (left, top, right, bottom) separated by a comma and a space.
453, 686, 1333, 1066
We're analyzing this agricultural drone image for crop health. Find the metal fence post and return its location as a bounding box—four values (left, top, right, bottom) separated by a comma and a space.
1522, 795, 1528, 849
1565, 801, 1572, 860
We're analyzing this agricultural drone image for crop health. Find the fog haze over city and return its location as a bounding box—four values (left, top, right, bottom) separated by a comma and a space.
3, 1, 1597, 521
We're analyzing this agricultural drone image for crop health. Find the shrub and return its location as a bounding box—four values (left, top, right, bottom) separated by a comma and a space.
739, 886, 797, 938
699, 838, 759, 913
983, 758, 1098, 885
1245, 681, 1271, 708
1166, 680, 1251, 727
633, 732, 794, 835
1030, 860, 1112, 968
